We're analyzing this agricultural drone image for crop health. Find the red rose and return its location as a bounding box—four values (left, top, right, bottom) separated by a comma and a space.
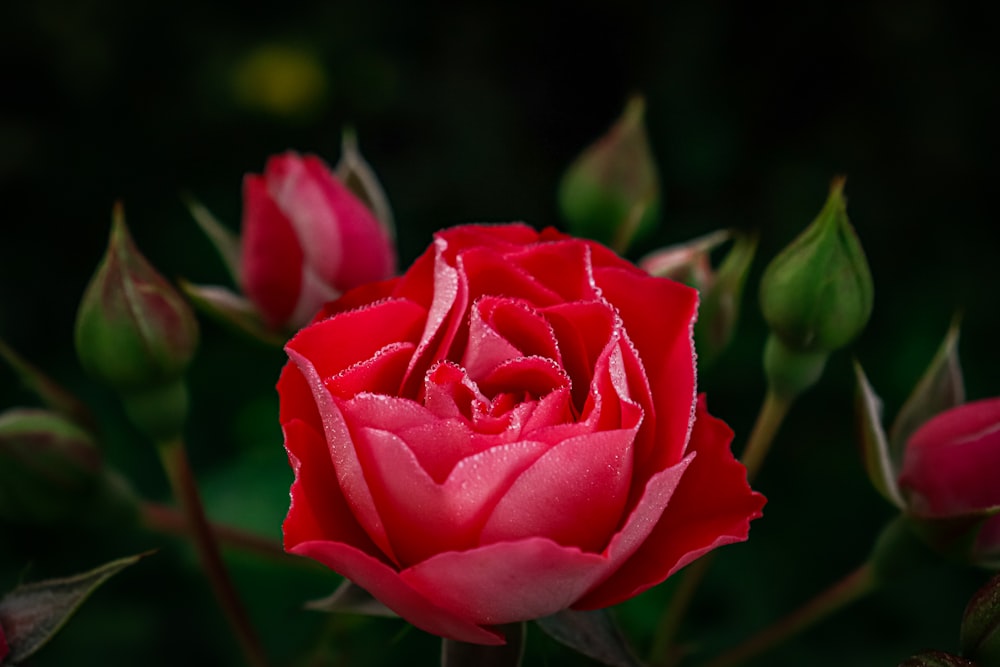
898, 397, 1000, 561
279, 224, 764, 644
241, 152, 396, 330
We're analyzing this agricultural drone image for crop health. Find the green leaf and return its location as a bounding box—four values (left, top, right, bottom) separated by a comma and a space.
335, 127, 396, 241
178, 280, 287, 347
441, 622, 524, 667
536, 609, 643, 667
0, 552, 148, 664
961, 573, 1000, 665
183, 194, 242, 285
0, 338, 96, 434
304, 580, 396, 617
889, 316, 964, 461
853, 360, 905, 508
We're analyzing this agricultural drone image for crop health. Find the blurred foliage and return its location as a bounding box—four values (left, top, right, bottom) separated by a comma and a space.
1, 1, 998, 665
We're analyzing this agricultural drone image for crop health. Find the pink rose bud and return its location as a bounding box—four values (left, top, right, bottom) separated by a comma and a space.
240, 152, 397, 330
558, 96, 661, 253
75, 205, 198, 440
897, 397, 1000, 563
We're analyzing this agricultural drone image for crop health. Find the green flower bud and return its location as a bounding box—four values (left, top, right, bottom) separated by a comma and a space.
75, 204, 198, 441
75, 204, 199, 393
759, 177, 873, 354
558, 95, 661, 253
0, 408, 102, 523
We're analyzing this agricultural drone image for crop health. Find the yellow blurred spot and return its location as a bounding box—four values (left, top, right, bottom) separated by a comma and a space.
232, 45, 328, 117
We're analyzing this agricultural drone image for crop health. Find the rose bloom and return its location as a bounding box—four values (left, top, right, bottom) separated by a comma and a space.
279, 224, 764, 644
241, 152, 396, 330
898, 397, 1000, 562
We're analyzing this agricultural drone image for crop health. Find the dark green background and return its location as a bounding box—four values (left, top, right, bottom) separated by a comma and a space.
1, 2, 998, 665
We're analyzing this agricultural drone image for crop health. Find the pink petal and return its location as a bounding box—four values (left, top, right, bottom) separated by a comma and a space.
287, 298, 425, 386
240, 173, 304, 328
593, 266, 698, 471
285, 347, 398, 565
301, 155, 397, 287
266, 153, 344, 285
899, 397, 1000, 517
350, 423, 555, 564
480, 424, 638, 552
291, 540, 504, 645
282, 418, 382, 557
575, 397, 764, 608
400, 537, 608, 626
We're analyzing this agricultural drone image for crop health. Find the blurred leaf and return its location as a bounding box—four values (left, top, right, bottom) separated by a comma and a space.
536, 609, 643, 667
336, 128, 396, 241
0, 552, 147, 664
183, 195, 242, 285
853, 360, 905, 508
0, 338, 96, 433
305, 579, 396, 617
441, 622, 524, 667
178, 280, 286, 347
889, 316, 964, 460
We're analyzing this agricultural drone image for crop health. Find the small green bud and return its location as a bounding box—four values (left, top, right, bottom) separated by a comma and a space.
558, 95, 661, 253
759, 177, 873, 353
75, 204, 198, 392
0, 408, 102, 523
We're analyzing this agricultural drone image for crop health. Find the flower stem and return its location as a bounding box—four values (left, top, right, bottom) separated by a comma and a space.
139, 501, 297, 565
700, 562, 877, 667
649, 389, 794, 665
740, 389, 793, 483
156, 438, 270, 667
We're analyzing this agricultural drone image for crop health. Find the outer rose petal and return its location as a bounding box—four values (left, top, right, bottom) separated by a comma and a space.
241, 173, 304, 328
575, 396, 765, 609
400, 538, 608, 626
292, 540, 505, 645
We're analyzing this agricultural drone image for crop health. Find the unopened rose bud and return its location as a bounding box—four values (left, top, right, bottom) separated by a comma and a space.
759, 177, 873, 354
75, 204, 198, 440
0, 408, 102, 523
558, 95, 661, 253
241, 151, 397, 331
897, 397, 1000, 565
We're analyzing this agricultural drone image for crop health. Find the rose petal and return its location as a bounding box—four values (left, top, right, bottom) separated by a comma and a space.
288, 298, 425, 385
240, 173, 304, 328
575, 397, 764, 608
348, 417, 553, 563
899, 397, 1000, 517
324, 342, 416, 399
291, 540, 504, 645
479, 423, 639, 552
266, 154, 344, 284
301, 155, 397, 288
400, 537, 608, 626
282, 418, 382, 557
286, 348, 398, 564
594, 266, 698, 470
508, 239, 599, 302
